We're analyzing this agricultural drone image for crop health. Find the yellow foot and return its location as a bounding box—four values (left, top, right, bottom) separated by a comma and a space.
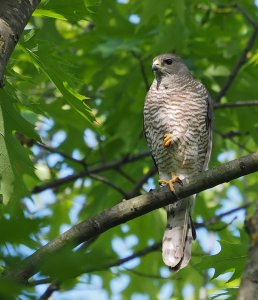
158, 176, 182, 191
163, 133, 173, 148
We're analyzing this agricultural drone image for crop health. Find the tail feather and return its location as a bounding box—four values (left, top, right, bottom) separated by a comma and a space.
162, 196, 195, 272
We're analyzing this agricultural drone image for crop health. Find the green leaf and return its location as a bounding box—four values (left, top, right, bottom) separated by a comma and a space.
33, 9, 68, 21
175, 0, 186, 25
0, 105, 14, 205
19, 44, 95, 125
210, 288, 238, 300
35, 0, 98, 21
0, 89, 38, 203
196, 232, 248, 282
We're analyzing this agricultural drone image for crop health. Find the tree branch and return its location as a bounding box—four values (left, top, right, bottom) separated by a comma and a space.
28, 201, 250, 287
233, 4, 257, 27
237, 205, 258, 300
214, 3, 258, 103
214, 25, 258, 102
31, 150, 150, 194
215, 129, 253, 154
87, 202, 251, 272
88, 241, 162, 273
5, 151, 258, 284
39, 283, 59, 300
126, 166, 157, 199
0, 0, 40, 84
35, 141, 88, 168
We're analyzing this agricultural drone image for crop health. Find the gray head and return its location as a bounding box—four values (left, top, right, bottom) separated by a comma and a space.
152, 53, 190, 80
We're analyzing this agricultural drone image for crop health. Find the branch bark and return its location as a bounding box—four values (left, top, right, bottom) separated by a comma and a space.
237, 205, 258, 300
0, 0, 40, 84
5, 151, 258, 284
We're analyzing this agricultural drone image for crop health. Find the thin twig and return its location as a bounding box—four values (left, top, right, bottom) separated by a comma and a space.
219, 130, 249, 139
208, 216, 237, 231
214, 100, 258, 109
215, 129, 253, 154
131, 51, 150, 91
35, 141, 87, 168
125, 268, 175, 280
89, 173, 129, 198
195, 202, 251, 228
115, 168, 136, 184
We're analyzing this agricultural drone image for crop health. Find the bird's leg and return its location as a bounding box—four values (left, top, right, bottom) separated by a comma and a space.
163, 133, 173, 148
158, 175, 182, 191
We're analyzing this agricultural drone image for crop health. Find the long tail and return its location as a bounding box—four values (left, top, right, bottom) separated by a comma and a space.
162, 196, 196, 272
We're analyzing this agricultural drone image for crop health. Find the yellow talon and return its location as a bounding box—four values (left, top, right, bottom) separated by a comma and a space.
163, 133, 173, 148
158, 176, 182, 191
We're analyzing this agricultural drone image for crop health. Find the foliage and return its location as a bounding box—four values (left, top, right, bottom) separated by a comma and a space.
0, 0, 258, 299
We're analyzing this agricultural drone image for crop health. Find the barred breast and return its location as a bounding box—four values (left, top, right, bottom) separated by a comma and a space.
144, 73, 210, 179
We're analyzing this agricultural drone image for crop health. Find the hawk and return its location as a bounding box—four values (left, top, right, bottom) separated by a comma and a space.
143, 53, 213, 271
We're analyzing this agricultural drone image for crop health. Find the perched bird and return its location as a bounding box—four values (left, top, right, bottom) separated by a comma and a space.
143, 53, 213, 271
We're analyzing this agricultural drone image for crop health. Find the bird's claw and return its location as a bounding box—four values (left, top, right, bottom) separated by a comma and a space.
163, 133, 173, 148
158, 176, 182, 191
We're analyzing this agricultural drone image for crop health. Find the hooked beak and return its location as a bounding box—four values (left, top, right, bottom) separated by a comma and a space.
152, 58, 161, 72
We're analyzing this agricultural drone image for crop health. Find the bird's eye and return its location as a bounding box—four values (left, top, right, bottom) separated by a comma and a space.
164, 59, 173, 65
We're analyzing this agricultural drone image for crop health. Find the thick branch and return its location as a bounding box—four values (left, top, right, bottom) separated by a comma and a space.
0, 0, 40, 83
237, 205, 258, 300
5, 151, 258, 283
28, 202, 250, 286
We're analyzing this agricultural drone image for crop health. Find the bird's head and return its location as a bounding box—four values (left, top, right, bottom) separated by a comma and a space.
152, 53, 190, 80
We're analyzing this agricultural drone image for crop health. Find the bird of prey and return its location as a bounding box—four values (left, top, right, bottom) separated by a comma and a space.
143, 53, 213, 271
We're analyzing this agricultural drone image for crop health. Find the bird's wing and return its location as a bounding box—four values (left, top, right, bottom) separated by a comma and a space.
203, 91, 214, 171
